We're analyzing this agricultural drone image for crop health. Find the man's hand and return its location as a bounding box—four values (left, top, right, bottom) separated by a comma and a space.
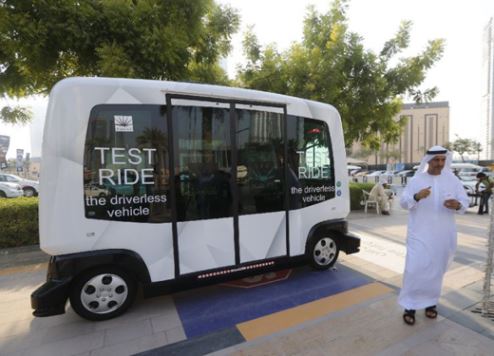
414, 187, 431, 201
444, 199, 461, 210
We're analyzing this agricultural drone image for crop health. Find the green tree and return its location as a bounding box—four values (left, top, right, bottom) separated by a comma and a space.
445, 136, 482, 162
471, 141, 483, 162
350, 146, 374, 160
237, 0, 444, 149
0, 0, 239, 124
0, 105, 32, 125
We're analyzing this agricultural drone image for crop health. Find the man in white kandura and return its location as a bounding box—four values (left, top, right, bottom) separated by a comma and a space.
399, 146, 469, 325
369, 177, 393, 215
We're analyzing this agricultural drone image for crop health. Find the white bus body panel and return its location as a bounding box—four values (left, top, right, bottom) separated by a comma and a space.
40, 77, 349, 283
291, 100, 349, 256
177, 218, 235, 274
239, 212, 287, 263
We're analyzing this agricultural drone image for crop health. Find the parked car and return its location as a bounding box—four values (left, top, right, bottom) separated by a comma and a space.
458, 175, 484, 207
396, 170, 415, 177
381, 171, 394, 178
451, 163, 491, 178
459, 175, 483, 195
353, 171, 369, 177
0, 182, 24, 198
366, 170, 385, 177
0, 173, 39, 197
347, 164, 361, 176
349, 169, 362, 176
413, 163, 492, 179
84, 183, 112, 198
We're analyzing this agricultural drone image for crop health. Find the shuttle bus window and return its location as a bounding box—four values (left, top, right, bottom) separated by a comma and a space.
287, 117, 335, 208
83, 104, 170, 223
172, 106, 233, 221
236, 109, 285, 215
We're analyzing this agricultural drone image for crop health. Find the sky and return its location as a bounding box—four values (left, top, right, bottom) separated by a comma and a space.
1, 0, 493, 159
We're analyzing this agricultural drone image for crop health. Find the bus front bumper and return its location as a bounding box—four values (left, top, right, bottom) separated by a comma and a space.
339, 232, 360, 255
31, 278, 70, 317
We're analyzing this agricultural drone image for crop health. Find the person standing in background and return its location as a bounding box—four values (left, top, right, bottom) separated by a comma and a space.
475, 172, 493, 215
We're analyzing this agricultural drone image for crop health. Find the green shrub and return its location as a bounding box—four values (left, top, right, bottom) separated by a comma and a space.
0, 197, 39, 248
349, 182, 375, 210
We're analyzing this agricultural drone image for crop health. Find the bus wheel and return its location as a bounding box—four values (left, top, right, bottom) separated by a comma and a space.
308, 235, 339, 270
69, 267, 137, 321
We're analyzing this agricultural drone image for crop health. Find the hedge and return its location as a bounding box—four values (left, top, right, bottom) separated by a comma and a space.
0, 197, 39, 248
349, 182, 375, 210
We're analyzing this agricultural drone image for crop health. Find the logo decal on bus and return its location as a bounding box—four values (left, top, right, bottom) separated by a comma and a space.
114, 115, 134, 132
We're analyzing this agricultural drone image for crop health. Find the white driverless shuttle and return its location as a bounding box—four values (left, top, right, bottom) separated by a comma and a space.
31, 77, 360, 320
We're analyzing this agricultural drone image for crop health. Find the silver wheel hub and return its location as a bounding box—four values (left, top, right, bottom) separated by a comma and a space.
313, 237, 337, 266
80, 273, 128, 314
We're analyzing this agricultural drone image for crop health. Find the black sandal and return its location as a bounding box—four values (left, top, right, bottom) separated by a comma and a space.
403, 309, 415, 325
425, 305, 438, 319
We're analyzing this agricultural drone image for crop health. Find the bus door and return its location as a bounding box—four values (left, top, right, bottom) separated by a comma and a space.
167, 96, 289, 276
168, 97, 236, 275
234, 103, 289, 263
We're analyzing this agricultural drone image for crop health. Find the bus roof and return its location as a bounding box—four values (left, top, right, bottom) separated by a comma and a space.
49, 77, 340, 119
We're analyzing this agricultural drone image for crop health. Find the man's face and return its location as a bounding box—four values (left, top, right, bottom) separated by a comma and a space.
427, 155, 446, 175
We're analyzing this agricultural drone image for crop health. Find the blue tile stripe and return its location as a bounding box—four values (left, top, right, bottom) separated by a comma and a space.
138, 265, 372, 355
174, 265, 372, 338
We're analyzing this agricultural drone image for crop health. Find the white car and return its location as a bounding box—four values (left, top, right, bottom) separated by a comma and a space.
84, 184, 112, 197
458, 175, 485, 207
459, 176, 483, 194
0, 173, 39, 197
0, 182, 24, 198
396, 170, 415, 178
366, 170, 385, 177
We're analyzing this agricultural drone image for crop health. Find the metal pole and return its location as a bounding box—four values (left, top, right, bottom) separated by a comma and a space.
481, 194, 494, 316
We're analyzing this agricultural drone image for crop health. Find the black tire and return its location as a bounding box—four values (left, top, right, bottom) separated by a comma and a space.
307, 234, 340, 270
23, 187, 35, 197
0, 190, 6, 198
69, 266, 137, 321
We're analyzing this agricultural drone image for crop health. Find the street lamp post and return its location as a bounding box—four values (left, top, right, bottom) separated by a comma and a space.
481, 195, 494, 317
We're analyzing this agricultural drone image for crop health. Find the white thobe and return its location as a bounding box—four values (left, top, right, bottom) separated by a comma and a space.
398, 172, 469, 310
369, 183, 391, 212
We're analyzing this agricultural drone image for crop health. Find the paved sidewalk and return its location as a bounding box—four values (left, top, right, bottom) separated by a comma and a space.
1, 200, 493, 355
210, 204, 494, 355
0, 245, 48, 270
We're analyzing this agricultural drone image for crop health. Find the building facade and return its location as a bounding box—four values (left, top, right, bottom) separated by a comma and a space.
481, 18, 494, 160
350, 101, 450, 166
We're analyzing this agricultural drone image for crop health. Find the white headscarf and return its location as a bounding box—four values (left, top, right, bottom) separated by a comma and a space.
415, 145, 454, 177
378, 175, 389, 185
